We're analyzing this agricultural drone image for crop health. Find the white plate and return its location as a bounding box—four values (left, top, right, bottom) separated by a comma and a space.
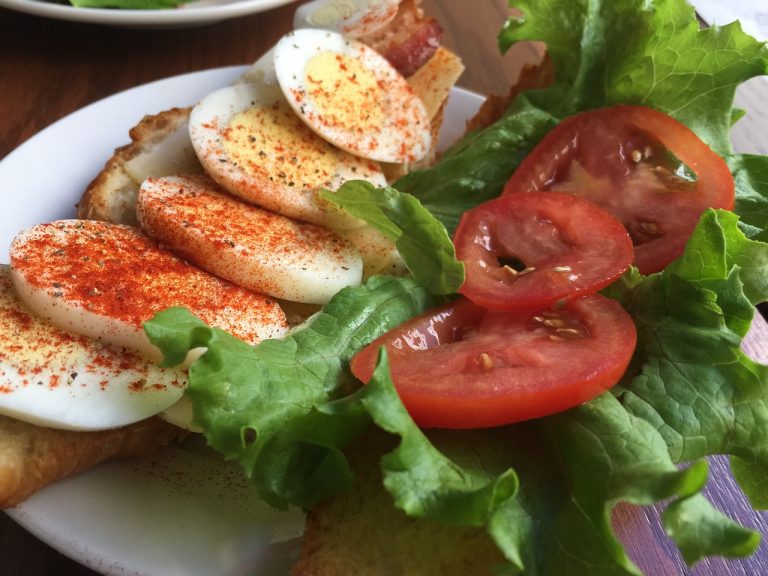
0, 0, 294, 28
0, 67, 483, 576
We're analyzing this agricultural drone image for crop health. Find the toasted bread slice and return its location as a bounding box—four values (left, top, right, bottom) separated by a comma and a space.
77, 107, 201, 226
25, 2, 461, 513
292, 430, 505, 576
0, 415, 186, 509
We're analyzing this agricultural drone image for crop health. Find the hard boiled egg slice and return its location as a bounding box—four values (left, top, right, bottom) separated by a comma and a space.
10, 220, 288, 363
336, 224, 406, 280
138, 174, 362, 305
273, 29, 431, 164
293, 0, 400, 38
0, 265, 185, 431
159, 395, 201, 433
121, 114, 202, 185
189, 81, 385, 230
237, 47, 278, 86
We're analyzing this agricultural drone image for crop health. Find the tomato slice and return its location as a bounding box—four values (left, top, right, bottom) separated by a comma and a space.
350, 294, 637, 429
502, 105, 734, 274
453, 192, 633, 311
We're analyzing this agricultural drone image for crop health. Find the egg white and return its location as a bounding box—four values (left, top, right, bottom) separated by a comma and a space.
9, 220, 288, 363
0, 266, 186, 431
336, 224, 407, 280
189, 80, 386, 230
158, 394, 202, 433
274, 29, 430, 164
138, 174, 363, 305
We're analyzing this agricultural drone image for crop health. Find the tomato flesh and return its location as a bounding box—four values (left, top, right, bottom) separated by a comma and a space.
453, 192, 633, 311
502, 105, 734, 274
350, 294, 637, 429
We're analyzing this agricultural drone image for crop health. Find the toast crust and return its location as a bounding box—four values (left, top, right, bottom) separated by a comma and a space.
77, 107, 198, 226
0, 415, 186, 509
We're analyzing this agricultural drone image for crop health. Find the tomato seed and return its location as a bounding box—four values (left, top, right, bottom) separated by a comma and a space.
555, 327, 586, 339
478, 353, 494, 370
503, 265, 519, 277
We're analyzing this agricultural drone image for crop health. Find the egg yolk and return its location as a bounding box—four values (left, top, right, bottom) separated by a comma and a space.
304, 52, 384, 134
224, 101, 337, 190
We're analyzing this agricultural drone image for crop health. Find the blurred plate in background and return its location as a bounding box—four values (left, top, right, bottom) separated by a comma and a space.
0, 0, 294, 28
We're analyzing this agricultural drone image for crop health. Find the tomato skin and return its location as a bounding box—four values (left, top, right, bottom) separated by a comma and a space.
454, 192, 633, 311
502, 105, 734, 274
350, 294, 637, 429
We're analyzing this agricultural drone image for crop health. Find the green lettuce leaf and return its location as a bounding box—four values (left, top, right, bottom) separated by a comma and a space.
609, 210, 768, 510
731, 457, 768, 509
498, 0, 768, 156
664, 492, 761, 564
320, 181, 464, 294
730, 154, 768, 240
145, 276, 441, 508
147, 283, 761, 572
355, 351, 757, 573
395, 96, 558, 234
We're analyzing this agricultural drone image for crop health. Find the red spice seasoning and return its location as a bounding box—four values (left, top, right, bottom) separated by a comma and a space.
0, 266, 185, 396
9, 220, 288, 345
137, 174, 361, 304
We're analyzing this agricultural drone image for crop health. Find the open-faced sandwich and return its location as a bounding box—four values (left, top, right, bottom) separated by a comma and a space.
1, 0, 462, 510
3, 0, 768, 574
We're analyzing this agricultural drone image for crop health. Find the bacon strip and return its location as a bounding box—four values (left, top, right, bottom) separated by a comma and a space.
362, 0, 443, 77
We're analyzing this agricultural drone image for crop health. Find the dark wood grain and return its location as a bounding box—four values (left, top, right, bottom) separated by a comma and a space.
1, 0, 767, 574
0, 6, 295, 159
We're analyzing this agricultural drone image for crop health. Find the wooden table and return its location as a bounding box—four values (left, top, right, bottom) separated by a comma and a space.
0, 1, 767, 575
